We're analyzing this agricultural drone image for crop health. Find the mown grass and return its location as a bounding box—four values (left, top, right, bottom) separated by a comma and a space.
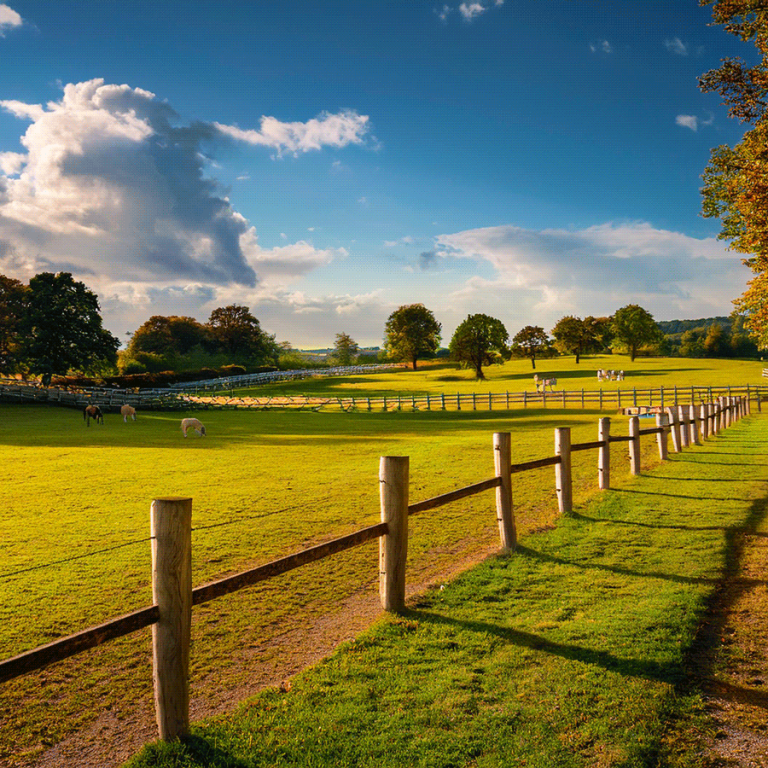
125, 415, 768, 768
1, 402, 661, 764
234, 355, 764, 399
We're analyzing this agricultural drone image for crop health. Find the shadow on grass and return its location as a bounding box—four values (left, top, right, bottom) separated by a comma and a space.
408, 609, 687, 687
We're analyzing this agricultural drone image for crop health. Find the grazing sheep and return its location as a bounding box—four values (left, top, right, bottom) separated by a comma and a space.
121, 404, 136, 423
181, 417, 206, 438
83, 404, 103, 426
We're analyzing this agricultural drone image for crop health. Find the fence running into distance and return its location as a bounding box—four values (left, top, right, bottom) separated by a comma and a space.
0, 394, 750, 746
1, 377, 767, 414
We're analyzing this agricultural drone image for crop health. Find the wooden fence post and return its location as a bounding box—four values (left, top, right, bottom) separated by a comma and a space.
666, 407, 681, 453
629, 416, 641, 475
151, 497, 192, 742
379, 456, 409, 613
555, 427, 572, 514
678, 405, 689, 448
493, 433, 516, 551
656, 412, 669, 460
598, 417, 610, 490
689, 404, 700, 445
700, 403, 709, 440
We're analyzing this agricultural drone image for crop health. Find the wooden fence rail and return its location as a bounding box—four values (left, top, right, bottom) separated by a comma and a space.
0, 396, 748, 744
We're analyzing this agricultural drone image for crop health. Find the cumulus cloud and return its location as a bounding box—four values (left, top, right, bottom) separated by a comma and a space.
214, 110, 371, 158
433, 222, 746, 330
0, 78, 369, 337
676, 114, 698, 131
664, 37, 688, 56
0, 4, 22, 35
419, 251, 437, 270
438, 1, 503, 22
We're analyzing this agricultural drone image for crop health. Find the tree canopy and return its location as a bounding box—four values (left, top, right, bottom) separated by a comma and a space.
19, 272, 120, 384
384, 304, 441, 370
550, 316, 609, 364
611, 304, 663, 362
512, 325, 551, 369
449, 314, 509, 379
206, 304, 277, 362
699, 0, 768, 346
0, 275, 26, 373
333, 332, 359, 366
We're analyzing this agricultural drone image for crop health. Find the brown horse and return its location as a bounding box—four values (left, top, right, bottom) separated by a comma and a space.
83, 404, 104, 426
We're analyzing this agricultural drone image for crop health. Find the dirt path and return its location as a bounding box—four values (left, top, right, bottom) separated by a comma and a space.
687, 510, 768, 766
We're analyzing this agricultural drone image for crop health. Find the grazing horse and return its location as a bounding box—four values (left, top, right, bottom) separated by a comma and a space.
121, 404, 136, 423
542, 377, 557, 392
83, 404, 103, 426
181, 417, 206, 437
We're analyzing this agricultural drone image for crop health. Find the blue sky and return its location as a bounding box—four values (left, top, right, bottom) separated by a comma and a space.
0, 1, 754, 347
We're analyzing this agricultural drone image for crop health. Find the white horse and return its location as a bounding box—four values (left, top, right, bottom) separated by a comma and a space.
181, 417, 206, 437
121, 404, 136, 422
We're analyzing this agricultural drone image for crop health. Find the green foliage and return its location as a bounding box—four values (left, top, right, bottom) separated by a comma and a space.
20, 272, 120, 385
449, 313, 509, 379
611, 304, 663, 362
0, 275, 26, 374
384, 303, 441, 370
206, 304, 279, 365
332, 332, 359, 366
550, 316, 608, 363
511, 325, 551, 370
699, 1, 768, 347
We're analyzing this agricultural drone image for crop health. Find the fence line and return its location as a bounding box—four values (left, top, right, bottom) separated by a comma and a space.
0, 378, 766, 414
0, 395, 750, 745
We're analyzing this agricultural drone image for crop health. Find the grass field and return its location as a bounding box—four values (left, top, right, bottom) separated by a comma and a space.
0, 355, 764, 764
125, 407, 768, 767
234, 355, 765, 399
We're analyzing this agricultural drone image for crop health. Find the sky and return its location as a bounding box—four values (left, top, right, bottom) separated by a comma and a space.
0, 0, 756, 348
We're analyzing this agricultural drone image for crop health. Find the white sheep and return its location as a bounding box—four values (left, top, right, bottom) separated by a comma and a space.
121, 404, 136, 423
181, 417, 206, 437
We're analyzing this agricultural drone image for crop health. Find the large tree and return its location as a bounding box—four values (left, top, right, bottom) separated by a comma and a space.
20, 272, 120, 385
206, 304, 277, 363
611, 304, 663, 362
550, 316, 607, 364
332, 332, 359, 366
512, 325, 550, 370
384, 303, 441, 370
128, 315, 209, 358
699, 0, 768, 346
0, 275, 26, 374
449, 313, 509, 380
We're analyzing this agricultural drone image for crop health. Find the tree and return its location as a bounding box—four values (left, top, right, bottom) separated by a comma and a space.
704, 322, 731, 357
0, 275, 26, 373
611, 304, 663, 362
332, 332, 359, 366
550, 316, 606, 364
512, 325, 550, 369
128, 315, 208, 358
449, 313, 509, 380
20, 272, 120, 385
384, 304, 441, 370
699, 1, 768, 346
207, 304, 278, 363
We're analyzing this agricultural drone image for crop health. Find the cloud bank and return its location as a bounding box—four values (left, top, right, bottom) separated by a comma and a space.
0, 3, 22, 35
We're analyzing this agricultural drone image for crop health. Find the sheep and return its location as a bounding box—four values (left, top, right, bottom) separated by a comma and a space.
181, 417, 206, 438
121, 404, 136, 423
83, 404, 104, 426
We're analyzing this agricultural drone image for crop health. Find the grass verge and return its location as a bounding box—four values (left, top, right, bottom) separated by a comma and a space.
125, 414, 768, 768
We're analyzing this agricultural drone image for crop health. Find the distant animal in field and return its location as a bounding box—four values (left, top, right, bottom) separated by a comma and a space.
121, 404, 136, 423
181, 417, 206, 438
83, 404, 103, 426
534, 374, 557, 392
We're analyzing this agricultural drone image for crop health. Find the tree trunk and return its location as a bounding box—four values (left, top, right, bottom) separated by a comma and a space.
531, 357, 536, 369
411, 358, 418, 370
575, 352, 580, 364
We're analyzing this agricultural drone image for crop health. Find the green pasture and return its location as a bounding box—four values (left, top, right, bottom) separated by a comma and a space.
0, 357, 763, 763
234, 355, 766, 399
126, 409, 768, 767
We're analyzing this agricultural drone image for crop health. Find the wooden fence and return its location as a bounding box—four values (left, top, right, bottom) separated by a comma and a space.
1, 377, 766, 414
0, 395, 750, 744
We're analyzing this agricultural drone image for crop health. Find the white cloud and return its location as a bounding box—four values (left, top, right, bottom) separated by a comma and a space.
459, 2, 487, 20
590, 39, 612, 54
0, 4, 22, 35
664, 37, 688, 56
432, 222, 746, 331
676, 114, 698, 131
0, 78, 372, 340
214, 110, 371, 158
